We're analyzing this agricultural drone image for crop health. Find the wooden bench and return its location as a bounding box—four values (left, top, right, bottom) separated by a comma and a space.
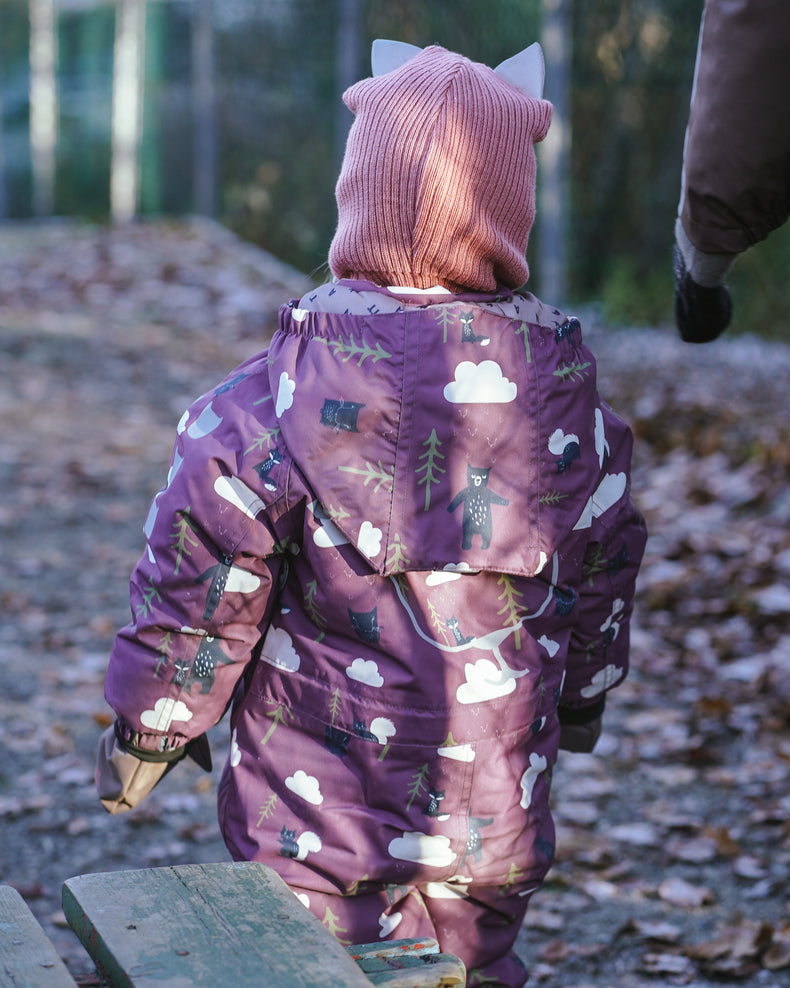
62, 862, 466, 988
0, 885, 77, 987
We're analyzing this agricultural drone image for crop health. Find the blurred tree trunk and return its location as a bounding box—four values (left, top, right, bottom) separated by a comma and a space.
111, 0, 146, 223
192, 0, 216, 217
29, 0, 57, 217
335, 0, 362, 174
0, 13, 6, 219
538, 0, 571, 303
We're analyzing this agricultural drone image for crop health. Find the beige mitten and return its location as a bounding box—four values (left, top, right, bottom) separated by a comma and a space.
95, 726, 171, 814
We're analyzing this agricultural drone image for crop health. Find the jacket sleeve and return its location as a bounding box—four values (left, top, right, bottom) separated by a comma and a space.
679, 0, 790, 256
103, 380, 297, 758
559, 404, 647, 716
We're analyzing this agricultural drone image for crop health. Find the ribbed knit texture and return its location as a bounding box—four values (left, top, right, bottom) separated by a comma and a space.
329, 46, 553, 293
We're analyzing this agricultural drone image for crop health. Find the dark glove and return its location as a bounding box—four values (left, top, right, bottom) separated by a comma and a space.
558, 698, 604, 753
673, 244, 732, 344
558, 716, 602, 753
95, 723, 212, 815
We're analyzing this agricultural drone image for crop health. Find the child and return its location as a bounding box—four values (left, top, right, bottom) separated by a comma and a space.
96, 40, 646, 987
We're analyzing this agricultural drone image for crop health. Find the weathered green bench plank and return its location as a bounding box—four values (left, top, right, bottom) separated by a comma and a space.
62, 862, 372, 988
0, 886, 77, 988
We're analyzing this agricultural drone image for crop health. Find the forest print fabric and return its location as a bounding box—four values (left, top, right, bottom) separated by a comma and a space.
104, 280, 646, 987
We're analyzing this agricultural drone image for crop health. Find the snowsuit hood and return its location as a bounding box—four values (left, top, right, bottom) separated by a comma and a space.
269, 282, 627, 580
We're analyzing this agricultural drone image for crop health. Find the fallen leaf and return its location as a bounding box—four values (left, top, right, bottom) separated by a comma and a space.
657, 876, 715, 908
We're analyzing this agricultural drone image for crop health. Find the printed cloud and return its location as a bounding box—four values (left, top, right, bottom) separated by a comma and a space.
313, 517, 349, 548
443, 360, 517, 404
225, 566, 261, 595
520, 751, 548, 809
538, 635, 560, 657
144, 500, 160, 540
296, 831, 322, 861
346, 658, 384, 687
369, 717, 396, 744
438, 742, 475, 763
548, 428, 579, 456
423, 876, 472, 900
286, 770, 323, 805
388, 831, 455, 868
187, 402, 223, 439
140, 697, 193, 731
592, 472, 627, 516
581, 664, 624, 697
457, 659, 517, 704
594, 407, 609, 467
214, 475, 265, 519
230, 728, 241, 767
573, 472, 627, 531
276, 371, 296, 417
379, 912, 403, 937
260, 626, 301, 672
600, 598, 625, 637
357, 520, 383, 559
425, 563, 478, 587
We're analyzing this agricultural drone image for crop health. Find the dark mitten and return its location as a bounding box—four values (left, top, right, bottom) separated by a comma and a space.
673, 244, 733, 344
558, 716, 602, 753
558, 698, 604, 753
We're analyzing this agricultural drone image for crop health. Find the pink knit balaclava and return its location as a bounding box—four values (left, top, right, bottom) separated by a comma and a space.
329, 43, 553, 293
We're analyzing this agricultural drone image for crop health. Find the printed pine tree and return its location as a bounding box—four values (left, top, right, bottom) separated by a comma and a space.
346, 874, 370, 896
434, 306, 455, 343
322, 906, 353, 945
305, 579, 327, 641
154, 630, 175, 676
467, 969, 500, 986
328, 335, 392, 366
273, 536, 292, 555
499, 861, 525, 894
244, 425, 281, 455
256, 794, 278, 826
540, 489, 570, 509
514, 321, 532, 362
583, 543, 608, 586
329, 687, 341, 725
260, 702, 294, 746
325, 502, 350, 525
134, 578, 162, 620
428, 599, 452, 646
553, 359, 592, 382
171, 508, 200, 575
416, 429, 446, 510
386, 534, 410, 572
496, 574, 526, 649
339, 459, 394, 493
406, 763, 431, 810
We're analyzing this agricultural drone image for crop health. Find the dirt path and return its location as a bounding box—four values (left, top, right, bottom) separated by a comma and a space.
1, 220, 788, 986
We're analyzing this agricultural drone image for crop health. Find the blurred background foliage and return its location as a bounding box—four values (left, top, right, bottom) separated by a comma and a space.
0, 0, 788, 335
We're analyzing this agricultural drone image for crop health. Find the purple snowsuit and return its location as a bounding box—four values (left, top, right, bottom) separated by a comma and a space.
105, 281, 646, 987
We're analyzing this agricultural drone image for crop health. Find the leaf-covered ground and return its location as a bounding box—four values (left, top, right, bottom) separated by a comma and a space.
0, 220, 788, 987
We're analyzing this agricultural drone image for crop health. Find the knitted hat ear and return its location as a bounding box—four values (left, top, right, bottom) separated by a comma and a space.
371, 39, 423, 77
494, 42, 545, 101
